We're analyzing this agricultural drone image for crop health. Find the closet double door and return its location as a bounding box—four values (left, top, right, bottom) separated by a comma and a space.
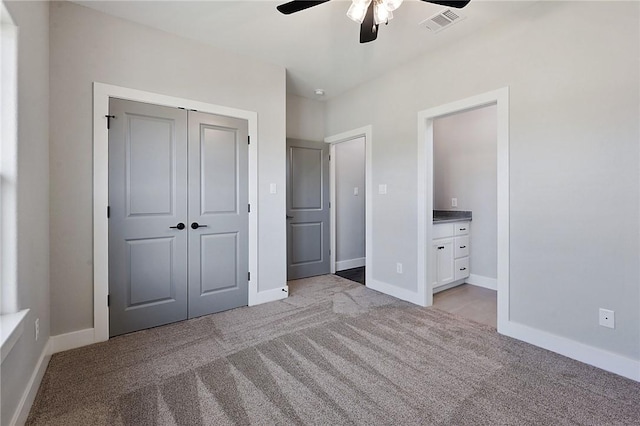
108, 98, 248, 337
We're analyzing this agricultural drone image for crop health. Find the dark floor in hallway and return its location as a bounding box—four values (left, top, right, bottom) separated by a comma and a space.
335, 266, 365, 285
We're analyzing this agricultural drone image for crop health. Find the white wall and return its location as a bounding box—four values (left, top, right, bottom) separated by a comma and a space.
325, 1, 639, 360
1, 1, 50, 424
335, 137, 365, 268
434, 105, 496, 280
286, 94, 325, 141
49, 1, 286, 335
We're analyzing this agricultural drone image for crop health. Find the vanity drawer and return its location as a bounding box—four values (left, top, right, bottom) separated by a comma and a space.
454, 222, 470, 236
454, 257, 470, 280
454, 236, 469, 258
433, 223, 454, 239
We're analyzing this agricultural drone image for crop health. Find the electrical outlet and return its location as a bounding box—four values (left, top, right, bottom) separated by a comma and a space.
451, 198, 458, 208
269, 183, 277, 194
599, 308, 615, 329
378, 184, 387, 195
35, 318, 40, 341
353, 187, 359, 196
396, 263, 403, 274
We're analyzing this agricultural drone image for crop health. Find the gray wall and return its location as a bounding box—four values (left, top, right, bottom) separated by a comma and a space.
1, 1, 50, 424
335, 137, 366, 267
434, 105, 497, 280
49, 1, 286, 335
325, 1, 639, 359
286, 94, 325, 141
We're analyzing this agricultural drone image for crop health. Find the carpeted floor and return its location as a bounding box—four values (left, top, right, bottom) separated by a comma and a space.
28, 275, 640, 425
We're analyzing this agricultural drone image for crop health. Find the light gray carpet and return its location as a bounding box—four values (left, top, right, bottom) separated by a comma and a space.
27, 275, 640, 425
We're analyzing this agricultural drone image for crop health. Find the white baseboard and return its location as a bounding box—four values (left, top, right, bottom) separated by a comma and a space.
335, 257, 365, 271
500, 320, 640, 382
11, 340, 51, 426
49, 328, 95, 354
367, 279, 425, 307
465, 274, 497, 291
249, 286, 288, 305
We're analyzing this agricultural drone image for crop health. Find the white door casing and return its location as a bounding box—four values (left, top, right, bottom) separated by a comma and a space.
93, 83, 258, 343
417, 87, 509, 333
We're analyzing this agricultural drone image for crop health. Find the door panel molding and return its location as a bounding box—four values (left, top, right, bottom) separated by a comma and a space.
93, 82, 259, 343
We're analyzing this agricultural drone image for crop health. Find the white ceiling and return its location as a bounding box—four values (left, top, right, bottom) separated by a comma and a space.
74, 0, 536, 100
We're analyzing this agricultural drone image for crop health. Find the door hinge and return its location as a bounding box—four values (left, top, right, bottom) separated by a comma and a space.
107, 294, 110, 307
329, 154, 331, 161
107, 206, 110, 218
248, 135, 250, 145
329, 202, 331, 208
105, 115, 115, 129
248, 204, 251, 213
248, 272, 251, 281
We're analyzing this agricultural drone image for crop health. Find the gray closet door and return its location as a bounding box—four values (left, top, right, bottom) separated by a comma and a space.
286, 139, 330, 279
108, 99, 188, 337
109, 99, 249, 336
187, 111, 249, 318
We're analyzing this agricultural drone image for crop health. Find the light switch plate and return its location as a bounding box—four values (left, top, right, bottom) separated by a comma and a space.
451, 198, 458, 207
354, 187, 359, 196
269, 183, 277, 194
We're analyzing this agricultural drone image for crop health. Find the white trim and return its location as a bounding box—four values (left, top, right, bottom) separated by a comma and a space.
368, 279, 423, 306
325, 126, 372, 285
93, 82, 259, 343
465, 274, 497, 291
501, 321, 640, 382
417, 87, 510, 325
49, 328, 95, 354
10, 340, 51, 426
250, 286, 288, 305
335, 257, 366, 271
1, 2, 19, 314
0, 308, 28, 364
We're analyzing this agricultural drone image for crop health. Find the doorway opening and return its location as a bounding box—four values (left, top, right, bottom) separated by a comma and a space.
332, 136, 366, 285
431, 105, 497, 327
325, 126, 372, 287
417, 87, 509, 334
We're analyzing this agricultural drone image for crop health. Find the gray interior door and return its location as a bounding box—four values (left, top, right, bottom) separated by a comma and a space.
187, 111, 249, 318
286, 138, 330, 280
109, 99, 249, 337
108, 99, 188, 337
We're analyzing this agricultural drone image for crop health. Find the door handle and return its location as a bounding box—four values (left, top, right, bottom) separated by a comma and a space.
286, 215, 294, 219
437, 246, 445, 250
170, 223, 185, 230
191, 222, 208, 230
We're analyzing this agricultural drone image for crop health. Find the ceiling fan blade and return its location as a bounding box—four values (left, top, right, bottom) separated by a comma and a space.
277, 0, 331, 15
359, 2, 378, 43
420, 0, 471, 8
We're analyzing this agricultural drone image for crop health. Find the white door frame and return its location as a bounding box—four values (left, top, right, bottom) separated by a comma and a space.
93, 82, 258, 343
325, 126, 372, 286
417, 87, 509, 333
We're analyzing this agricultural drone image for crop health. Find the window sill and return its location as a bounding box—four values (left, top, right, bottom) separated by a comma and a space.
1, 308, 29, 364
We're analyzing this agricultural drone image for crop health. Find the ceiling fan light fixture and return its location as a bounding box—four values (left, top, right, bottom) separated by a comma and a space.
373, 1, 393, 25
383, 0, 403, 12
347, 0, 372, 23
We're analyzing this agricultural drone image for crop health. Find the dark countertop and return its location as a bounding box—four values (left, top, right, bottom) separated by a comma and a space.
433, 210, 472, 223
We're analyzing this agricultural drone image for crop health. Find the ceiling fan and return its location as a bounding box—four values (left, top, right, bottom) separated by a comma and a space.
277, 0, 471, 43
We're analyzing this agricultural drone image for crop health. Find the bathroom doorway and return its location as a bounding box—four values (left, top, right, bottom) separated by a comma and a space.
432, 105, 498, 327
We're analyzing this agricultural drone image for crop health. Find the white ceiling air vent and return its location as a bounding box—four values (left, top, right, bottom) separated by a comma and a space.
419, 9, 465, 33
